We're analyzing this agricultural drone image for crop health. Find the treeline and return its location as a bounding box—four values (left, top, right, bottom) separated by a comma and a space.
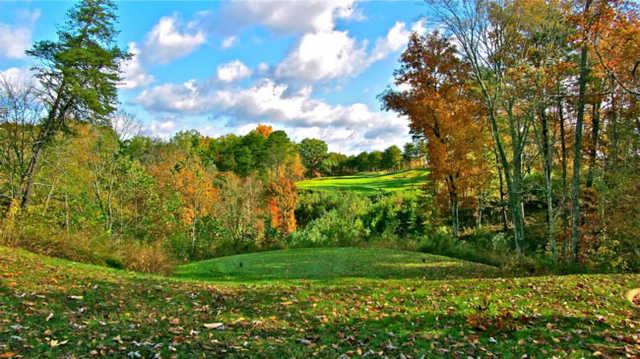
315, 141, 428, 177
381, 0, 640, 270
0, 117, 430, 271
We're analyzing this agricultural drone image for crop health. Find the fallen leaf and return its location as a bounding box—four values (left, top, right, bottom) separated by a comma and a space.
49, 339, 68, 347
203, 322, 224, 330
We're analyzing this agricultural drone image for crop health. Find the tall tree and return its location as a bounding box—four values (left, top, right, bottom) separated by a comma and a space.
382, 32, 488, 238
430, 0, 541, 252
382, 145, 403, 170
571, 0, 593, 262
0, 78, 42, 213
299, 138, 328, 177
19, 0, 128, 209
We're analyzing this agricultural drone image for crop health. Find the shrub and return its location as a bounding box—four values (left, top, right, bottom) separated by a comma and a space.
418, 230, 509, 268
121, 241, 175, 275
289, 209, 365, 247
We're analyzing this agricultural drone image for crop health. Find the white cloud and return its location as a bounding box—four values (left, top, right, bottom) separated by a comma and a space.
275, 30, 368, 81
275, 19, 426, 82
221, 36, 236, 48
370, 21, 412, 62
119, 42, 154, 89
144, 119, 178, 138
216, 60, 252, 83
0, 67, 35, 86
0, 10, 40, 59
135, 78, 409, 153
136, 79, 207, 114
221, 0, 358, 34
257, 62, 269, 73
143, 15, 206, 64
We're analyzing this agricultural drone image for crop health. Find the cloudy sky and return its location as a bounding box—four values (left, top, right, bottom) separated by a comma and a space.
0, 1, 430, 154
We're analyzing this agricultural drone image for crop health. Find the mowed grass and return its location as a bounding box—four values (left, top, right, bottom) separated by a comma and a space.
175, 247, 500, 282
1, 246, 640, 358
296, 169, 428, 193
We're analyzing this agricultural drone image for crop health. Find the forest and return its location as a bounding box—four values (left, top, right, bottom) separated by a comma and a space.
0, 0, 639, 356
2, 0, 638, 274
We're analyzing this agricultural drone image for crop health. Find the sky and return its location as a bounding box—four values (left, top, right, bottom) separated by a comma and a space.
0, 0, 432, 154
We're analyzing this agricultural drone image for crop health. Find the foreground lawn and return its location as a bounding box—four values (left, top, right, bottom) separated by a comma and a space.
1, 246, 639, 358
296, 169, 428, 194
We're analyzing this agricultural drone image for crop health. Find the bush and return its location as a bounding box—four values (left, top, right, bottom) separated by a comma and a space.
120, 241, 175, 275
1, 216, 115, 266
289, 210, 365, 247
294, 190, 434, 248
418, 230, 510, 268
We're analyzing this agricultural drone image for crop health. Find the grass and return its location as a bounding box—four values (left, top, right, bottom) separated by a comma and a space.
2, 246, 640, 358
175, 247, 501, 282
296, 169, 428, 194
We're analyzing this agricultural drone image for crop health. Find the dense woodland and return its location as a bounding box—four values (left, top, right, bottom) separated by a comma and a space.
1, 0, 639, 274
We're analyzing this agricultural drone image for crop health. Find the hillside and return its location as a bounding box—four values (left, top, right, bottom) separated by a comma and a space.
1, 246, 639, 358
175, 247, 500, 281
296, 169, 428, 194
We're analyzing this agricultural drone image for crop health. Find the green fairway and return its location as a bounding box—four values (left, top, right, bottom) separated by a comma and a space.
2, 246, 640, 358
296, 169, 428, 193
175, 247, 500, 282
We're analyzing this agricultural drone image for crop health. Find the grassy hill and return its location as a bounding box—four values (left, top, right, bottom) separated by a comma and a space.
296, 169, 428, 194
1, 246, 640, 358
175, 247, 500, 282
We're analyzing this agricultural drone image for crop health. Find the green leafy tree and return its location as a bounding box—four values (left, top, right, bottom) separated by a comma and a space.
299, 138, 328, 177
18, 0, 128, 209
368, 151, 384, 171
382, 145, 402, 170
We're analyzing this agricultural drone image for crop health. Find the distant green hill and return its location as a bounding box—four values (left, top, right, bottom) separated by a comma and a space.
296, 169, 428, 194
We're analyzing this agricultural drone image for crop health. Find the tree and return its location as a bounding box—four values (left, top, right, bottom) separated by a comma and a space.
382, 145, 403, 170
429, 0, 543, 251
0, 78, 43, 214
264, 131, 296, 171
255, 124, 273, 138
368, 151, 384, 171
299, 138, 328, 177
382, 32, 488, 238
18, 0, 128, 209
147, 146, 218, 256
570, 0, 594, 262
267, 167, 298, 235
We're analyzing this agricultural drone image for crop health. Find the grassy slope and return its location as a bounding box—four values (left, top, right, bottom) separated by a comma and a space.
296, 169, 428, 194
1, 246, 640, 358
175, 247, 500, 282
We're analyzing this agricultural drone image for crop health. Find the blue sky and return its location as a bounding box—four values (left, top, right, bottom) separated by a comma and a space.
0, 1, 431, 154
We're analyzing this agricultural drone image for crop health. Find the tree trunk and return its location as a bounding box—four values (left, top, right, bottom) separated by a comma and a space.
540, 106, 555, 258
605, 87, 618, 182
586, 100, 601, 187
448, 176, 459, 238
510, 157, 525, 255
571, 34, 590, 263
191, 216, 198, 257
495, 147, 509, 232
558, 93, 569, 237
18, 88, 68, 209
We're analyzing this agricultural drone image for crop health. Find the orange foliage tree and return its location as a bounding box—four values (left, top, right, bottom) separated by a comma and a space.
148, 147, 218, 254
382, 32, 488, 237
267, 166, 297, 235
255, 124, 274, 138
